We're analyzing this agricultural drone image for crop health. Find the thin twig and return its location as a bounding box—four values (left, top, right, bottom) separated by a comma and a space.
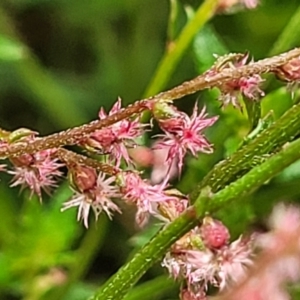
0, 48, 299, 159
56, 148, 120, 176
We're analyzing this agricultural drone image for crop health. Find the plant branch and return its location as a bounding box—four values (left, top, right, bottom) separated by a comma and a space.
144, 0, 220, 97
0, 48, 299, 159
56, 148, 119, 176
88, 206, 198, 300
190, 99, 300, 200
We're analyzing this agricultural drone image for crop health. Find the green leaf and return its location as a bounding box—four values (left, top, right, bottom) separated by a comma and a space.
193, 24, 228, 73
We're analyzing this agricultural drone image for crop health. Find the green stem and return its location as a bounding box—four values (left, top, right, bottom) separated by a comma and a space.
88, 207, 198, 300
268, 5, 300, 56
89, 137, 300, 300
144, 0, 220, 97
190, 101, 300, 200
196, 138, 300, 215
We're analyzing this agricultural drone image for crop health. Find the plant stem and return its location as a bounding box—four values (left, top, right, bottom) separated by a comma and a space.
56, 148, 119, 175
190, 100, 300, 200
144, 0, 220, 97
0, 48, 299, 159
195, 138, 300, 215
88, 206, 198, 300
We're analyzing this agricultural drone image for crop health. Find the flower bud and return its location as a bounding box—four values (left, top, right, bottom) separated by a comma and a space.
274, 56, 300, 83
200, 217, 230, 249
68, 164, 97, 193
152, 101, 178, 120
10, 153, 34, 167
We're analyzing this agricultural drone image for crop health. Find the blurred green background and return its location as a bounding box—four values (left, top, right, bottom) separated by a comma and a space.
0, 0, 300, 299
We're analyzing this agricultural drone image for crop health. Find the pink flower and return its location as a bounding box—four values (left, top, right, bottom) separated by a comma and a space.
219, 204, 300, 300
217, 235, 254, 290
274, 56, 300, 95
9, 149, 63, 200
62, 164, 121, 227
1, 129, 63, 199
82, 98, 147, 167
162, 220, 255, 298
117, 171, 180, 226
154, 103, 217, 174
128, 141, 180, 184
257, 203, 300, 253
156, 195, 189, 223
180, 288, 207, 300
206, 53, 265, 108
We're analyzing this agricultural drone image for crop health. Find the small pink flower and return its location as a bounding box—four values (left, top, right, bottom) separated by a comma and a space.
257, 203, 300, 253
217, 235, 255, 290
274, 56, 300, 95
154, 103, 217, 175
117, 171, 179, 226
82, 98, 147, 166
127, 146, 153, 167
219, 204, 300, 300
162, 220, 255, 298
1, 129, 63, 199
157, 195, 189, 223
62, 165, 121, 227
180, 288, 207, 300
9, 149, 63, 200
207, 53, 265, 108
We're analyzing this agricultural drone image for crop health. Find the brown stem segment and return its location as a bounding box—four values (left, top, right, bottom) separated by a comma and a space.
56, 148, 120, 176
0, 48, 300, 159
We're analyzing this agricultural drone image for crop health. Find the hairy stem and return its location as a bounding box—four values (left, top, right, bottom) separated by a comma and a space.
88, 206, 198, 300
190, 100, 300, 200
56, 148, 119, 175
0, 48, 299, 159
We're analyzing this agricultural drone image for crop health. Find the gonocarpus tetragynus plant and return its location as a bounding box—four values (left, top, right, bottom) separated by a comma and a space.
1, 1, 300, 300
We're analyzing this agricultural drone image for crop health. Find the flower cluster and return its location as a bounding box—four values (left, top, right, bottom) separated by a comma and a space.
162, 217, 255, 299
274, 55, 300, 95
0, 44, 300, 300
60, 162, 189, 228
206, 53, 265, 108
152, 102, 218, 175
62, 164, 121, 228
0, 129, 63, 200
117, 171, 188, 227
81, 98, 147, 167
